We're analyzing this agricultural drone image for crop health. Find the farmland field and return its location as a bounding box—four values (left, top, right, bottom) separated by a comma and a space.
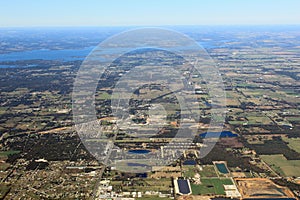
282, 137, 300, 153
260, 154, 300, 177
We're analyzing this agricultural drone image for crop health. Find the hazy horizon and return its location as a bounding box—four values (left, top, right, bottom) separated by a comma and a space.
1, 0, 300, 27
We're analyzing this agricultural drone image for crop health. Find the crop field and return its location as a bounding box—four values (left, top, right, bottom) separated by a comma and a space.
0, 184, 10, 199
260, 154, 300, 177
113, 178, 172, 193
96, 91, 111, 100
282, 136, 300, 153
246, 115, 273, 125
0, 150, 20, 157
138, 197, 170, 200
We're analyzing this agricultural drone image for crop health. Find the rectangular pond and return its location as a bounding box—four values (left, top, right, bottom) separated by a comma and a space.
215, 163, 229, 174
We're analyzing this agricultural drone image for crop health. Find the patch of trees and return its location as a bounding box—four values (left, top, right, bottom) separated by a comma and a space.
272, 178, 300, 191
245, 136, 300, 160
199, 143, 265, 173
4, 133, 95, 162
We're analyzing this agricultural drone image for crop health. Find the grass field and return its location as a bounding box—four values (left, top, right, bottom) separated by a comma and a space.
138, 197, 170, 200
115, 178, 172, 193
191, 178, 233, 195
0, 150, 20, 158
96, 92, 111, 100
0, 184, 10, 199
282, 137, 300, 153
198, 165, 218, 177
0, 107, 7, 115
261, 154, 300, 177
286, 116, 300, 122
183, 166, 196, 178
228, 121, 246, 125
0, 162, 10, 171
246, 116, 273, 125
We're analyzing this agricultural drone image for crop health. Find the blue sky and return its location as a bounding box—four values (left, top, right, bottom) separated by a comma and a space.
1, 0, 300, 27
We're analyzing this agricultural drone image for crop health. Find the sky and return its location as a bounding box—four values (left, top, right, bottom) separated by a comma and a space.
1, 0, 300, 27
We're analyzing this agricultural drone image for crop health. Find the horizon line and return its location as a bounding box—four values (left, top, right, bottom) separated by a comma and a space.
1, 24, 300, 29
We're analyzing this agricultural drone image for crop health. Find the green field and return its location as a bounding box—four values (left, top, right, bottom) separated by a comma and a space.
286, 117, 300, 122
0, 162, 10, 171
282, 137, 300, 153
0, 107, 7, 115
96, 92, 111, 100
0, 150, 20, 157
228, 121, 246, 125
246, 116, 273, 125
198, 165, 218, 177
137, 197, 170, 200
0, 184, 10, 199
183, 166, 196, 178
113, 178, 172, 193
261, 154, 300, 177
191, 178, 233, 195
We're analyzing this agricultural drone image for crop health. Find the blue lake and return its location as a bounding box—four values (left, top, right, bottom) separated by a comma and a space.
199, 131, 238, 138
128, 149, 150, 154
183, 160, 197, 165
0, 41, 217, 69
0, 46, 95, 63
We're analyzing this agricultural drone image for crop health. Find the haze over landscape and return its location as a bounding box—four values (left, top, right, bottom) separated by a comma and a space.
0, 1, 300, 200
